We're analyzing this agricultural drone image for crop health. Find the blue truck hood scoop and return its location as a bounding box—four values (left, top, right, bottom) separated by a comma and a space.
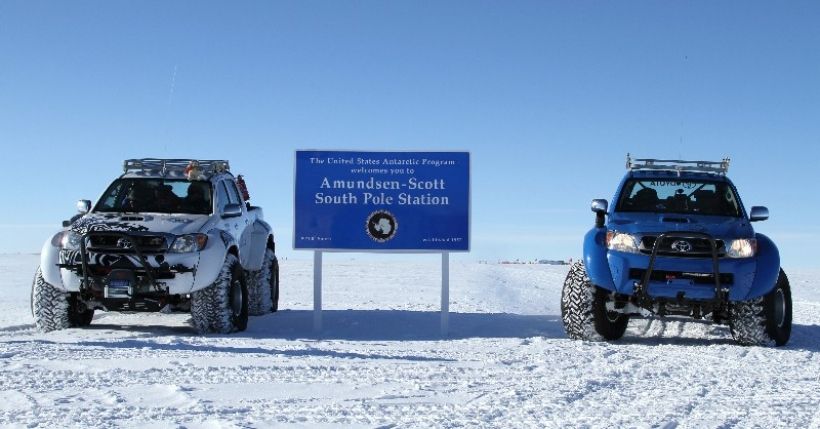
660, 216, 690, 223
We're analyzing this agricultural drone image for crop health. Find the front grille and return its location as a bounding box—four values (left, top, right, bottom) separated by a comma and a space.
640, 235, 725, 258
629, 268, 733, 285
88, 234, 168, 253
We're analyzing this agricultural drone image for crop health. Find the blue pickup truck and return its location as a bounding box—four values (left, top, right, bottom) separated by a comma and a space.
562, 156, 791, 346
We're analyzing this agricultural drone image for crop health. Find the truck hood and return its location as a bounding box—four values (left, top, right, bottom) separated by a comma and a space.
606, 212, 754, 238
70, 212, 211, 236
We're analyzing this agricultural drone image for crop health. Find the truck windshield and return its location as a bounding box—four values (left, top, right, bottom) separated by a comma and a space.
616, 179, 742, 217
95, 179, 213, 215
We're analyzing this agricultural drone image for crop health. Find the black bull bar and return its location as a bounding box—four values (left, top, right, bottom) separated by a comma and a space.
635, 232, 728, 307
77, 230, 162, 291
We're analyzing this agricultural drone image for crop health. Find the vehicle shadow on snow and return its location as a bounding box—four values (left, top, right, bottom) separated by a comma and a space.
613, 319, 820, 351
63, 319, 820, 350
61, 311, 820, 351
784, 323, 820, 352
244, 310, 565, 341
7, 311, 561, 362
15, 311, 820, 351
82, 310, 564, 341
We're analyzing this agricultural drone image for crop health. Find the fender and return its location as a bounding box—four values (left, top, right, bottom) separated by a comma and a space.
39, 231, 66, 291
243, 220, 273, 272
584, 227, 616, 290
192, 229, 234, 291
746, 233, 781, 300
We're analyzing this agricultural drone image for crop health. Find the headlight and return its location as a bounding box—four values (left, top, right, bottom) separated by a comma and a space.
56, 231, 82, 250
606, 231, 640, 254
169, 234, 208, 253
725, 238, 757, 258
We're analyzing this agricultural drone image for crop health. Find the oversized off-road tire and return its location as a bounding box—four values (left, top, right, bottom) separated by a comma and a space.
247, 249, 279, 315
561, 261, 629, 341
191, 254, 249, 334
730, 269, 792, 347
31, 267, 94, 332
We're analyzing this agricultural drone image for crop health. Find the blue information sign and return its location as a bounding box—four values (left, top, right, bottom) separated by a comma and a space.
294, 150, 470, 251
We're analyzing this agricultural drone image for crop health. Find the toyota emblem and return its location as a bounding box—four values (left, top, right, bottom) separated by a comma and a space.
671, 240, 693, 253
116, 238, 133, 249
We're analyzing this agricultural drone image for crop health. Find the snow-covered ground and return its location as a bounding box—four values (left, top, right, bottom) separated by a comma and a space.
1, 254, 819, 428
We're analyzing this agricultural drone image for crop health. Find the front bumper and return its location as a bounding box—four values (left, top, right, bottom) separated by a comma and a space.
53, 229, 205, 297
608, 250, 756, 302
58, 250, 200, 296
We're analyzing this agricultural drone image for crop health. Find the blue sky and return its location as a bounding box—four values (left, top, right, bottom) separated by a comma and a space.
1, 1, 819, 267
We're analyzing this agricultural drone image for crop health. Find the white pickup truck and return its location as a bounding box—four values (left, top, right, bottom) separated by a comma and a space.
32, 159, 279, 334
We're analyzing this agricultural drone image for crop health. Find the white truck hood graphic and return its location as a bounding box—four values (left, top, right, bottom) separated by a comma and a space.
71, 213, 212, 236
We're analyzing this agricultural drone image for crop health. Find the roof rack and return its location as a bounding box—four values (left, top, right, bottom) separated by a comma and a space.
123, 159, 230, 178
626, 153, 730, 176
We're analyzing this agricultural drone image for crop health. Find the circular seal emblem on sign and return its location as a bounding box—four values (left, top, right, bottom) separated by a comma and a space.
366, 210, 398, 243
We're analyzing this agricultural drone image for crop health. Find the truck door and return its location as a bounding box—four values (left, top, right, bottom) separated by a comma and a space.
223, 179, 252, 264
216, 180, 244, 249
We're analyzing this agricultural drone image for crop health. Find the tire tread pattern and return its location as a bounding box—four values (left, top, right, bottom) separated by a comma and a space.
247, 249, 276, 316
32, 267, 71, 333
730, 269, 791, 347
191, 254, 245, 334
561, 262, 604, 341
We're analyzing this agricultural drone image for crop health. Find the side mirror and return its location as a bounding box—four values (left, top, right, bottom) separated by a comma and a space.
77, 200, 91, 214
591, 199, 608, 228
222, 203, 243, 218
750, 206, 769, 222
591, 199, 608, 214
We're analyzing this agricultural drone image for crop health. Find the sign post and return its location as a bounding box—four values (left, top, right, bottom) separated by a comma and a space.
294, 150, 470, 337
441, 252, 450, 336
313, 251, 322, 334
